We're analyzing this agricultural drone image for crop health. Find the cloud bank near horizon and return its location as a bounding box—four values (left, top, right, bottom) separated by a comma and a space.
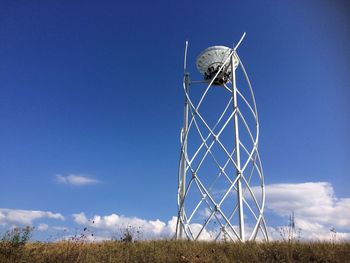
264, 182, 350, 240
0, 208, 64, 226
1, 182, 349, 241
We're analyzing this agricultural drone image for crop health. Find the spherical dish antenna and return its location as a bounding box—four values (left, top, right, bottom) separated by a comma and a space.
196, 46, 239, 85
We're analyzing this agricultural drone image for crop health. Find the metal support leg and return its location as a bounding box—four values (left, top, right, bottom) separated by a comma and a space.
232, 54, 245, 241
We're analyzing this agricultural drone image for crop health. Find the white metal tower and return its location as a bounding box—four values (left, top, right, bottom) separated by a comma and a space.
176, 33, 268, 242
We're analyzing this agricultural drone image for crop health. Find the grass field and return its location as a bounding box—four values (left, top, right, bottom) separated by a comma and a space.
0, 240, 349, 263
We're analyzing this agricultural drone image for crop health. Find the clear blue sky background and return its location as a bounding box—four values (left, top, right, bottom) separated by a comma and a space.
0, 0, 349, 236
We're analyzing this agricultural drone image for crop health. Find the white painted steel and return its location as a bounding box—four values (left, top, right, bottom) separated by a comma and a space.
176, 34, 268, 242
231, 53, 245, 241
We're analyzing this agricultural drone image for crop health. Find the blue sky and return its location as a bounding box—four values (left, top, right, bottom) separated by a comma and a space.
0, 0, 349, 241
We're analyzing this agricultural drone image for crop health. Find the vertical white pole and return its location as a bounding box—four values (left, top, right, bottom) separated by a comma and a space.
179, 72, 189, 239
231, 53, 245, 241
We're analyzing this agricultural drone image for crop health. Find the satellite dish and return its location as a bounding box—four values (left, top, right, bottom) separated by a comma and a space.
196, 46, 239, 86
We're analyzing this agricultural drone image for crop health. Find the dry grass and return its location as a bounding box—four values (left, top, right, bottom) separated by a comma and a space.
1, 240, 350, 263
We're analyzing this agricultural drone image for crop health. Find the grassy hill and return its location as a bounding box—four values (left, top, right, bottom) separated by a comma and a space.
1, 240, 349, 263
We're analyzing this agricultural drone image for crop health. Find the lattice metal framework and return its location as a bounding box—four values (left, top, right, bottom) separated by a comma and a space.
175, 34, 268, 242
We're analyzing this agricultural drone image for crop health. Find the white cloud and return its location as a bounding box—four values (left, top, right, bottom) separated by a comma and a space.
71, 212, 219, 241
72, 212, 176, 240
69, 182, 350, 241
73, 212, 88, 225
187, 223, 213, 240
0, 208, 65, 226
38, 223, 49, 231
52, 226, 69, 231
198, 207, 212, 219
0, 212, 5, 224
2, 181, 349, 242
263, 182, 350, 241
55, 174, 99, 186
